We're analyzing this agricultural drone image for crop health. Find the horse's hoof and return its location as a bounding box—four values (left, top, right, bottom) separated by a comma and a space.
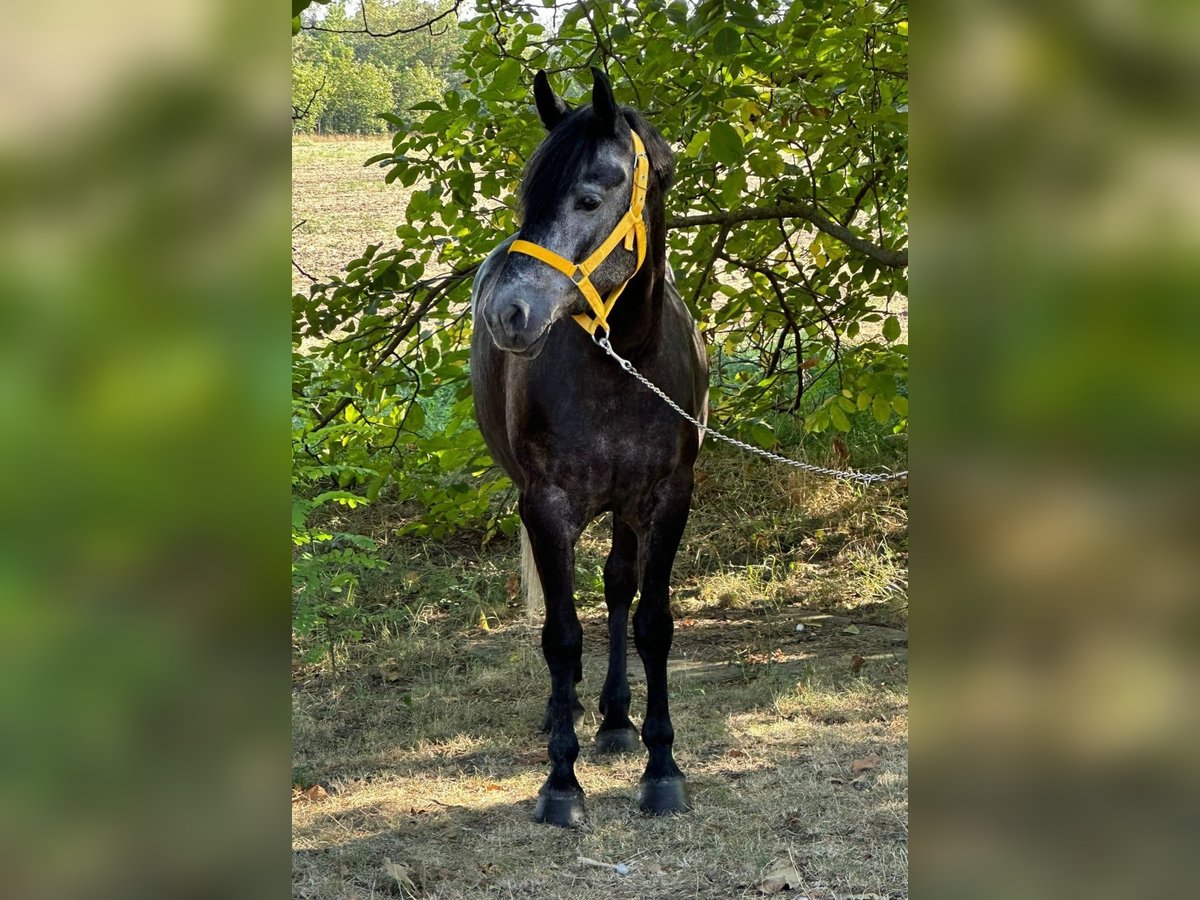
534, 787, 587, 828
636, 776, 692, 816
595, 726, 641, 754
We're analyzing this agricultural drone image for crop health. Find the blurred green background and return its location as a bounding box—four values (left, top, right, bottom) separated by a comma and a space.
0, 3, 288, 898
916, 2, 1200, 898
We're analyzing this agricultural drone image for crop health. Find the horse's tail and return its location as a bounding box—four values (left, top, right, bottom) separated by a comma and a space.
520, 521, 544, 626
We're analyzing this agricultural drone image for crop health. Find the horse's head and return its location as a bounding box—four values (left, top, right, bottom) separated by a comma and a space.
481, 67, 673, 357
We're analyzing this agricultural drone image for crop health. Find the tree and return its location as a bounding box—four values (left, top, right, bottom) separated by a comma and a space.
293, 1, 464, 130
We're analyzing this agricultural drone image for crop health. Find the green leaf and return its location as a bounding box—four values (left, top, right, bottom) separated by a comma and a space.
872, 395, 892, 424
684, 129, 709, 158
404, 402, 425, 432
882, 315, 901, 342
829, 404, 851, 432
748, 420, 777, 448
708, 121, 744, 166
721, 168, 747, 206
714, 26, 741, 57
891, 395, 908, 416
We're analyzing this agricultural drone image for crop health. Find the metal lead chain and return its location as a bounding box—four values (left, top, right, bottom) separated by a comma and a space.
593, 334, 908, 484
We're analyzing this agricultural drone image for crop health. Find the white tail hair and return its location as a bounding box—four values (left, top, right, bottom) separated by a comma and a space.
520, 521, 544, 626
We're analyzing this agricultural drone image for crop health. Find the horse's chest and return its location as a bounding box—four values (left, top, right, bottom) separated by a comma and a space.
514, 394, 684, 494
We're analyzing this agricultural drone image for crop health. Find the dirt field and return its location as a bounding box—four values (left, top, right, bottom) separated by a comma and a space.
292, 136, 408, 294
293, 608, 907, 899
292, 135, 908, 899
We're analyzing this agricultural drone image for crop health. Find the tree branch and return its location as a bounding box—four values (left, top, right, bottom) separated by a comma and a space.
687, 222, 730, 312
668, 202, 907, 268
307, 263, 478, 433
292, 75, 326, 121
293, 258, 317, 283
303, 1, 462, 38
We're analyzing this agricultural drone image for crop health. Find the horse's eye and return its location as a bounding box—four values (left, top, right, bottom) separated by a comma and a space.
576, 195, 601, 211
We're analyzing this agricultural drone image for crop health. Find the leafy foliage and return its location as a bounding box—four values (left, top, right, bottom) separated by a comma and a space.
292, 0, 908, 656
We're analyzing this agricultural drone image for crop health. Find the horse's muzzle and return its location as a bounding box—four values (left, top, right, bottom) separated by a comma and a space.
486, 296, 551, 358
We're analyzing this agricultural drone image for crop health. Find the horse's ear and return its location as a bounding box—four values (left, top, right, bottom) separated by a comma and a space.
533, 70, 570, 131
590, 66, 618, 133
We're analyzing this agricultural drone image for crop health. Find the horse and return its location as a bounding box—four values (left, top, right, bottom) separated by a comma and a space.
469, 67, 708, 828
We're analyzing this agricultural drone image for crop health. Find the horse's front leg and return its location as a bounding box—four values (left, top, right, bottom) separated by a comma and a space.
540, 663, 584, 732
595, 514, 641, 753
633, 472, 693, 815
521, 487, 587, 827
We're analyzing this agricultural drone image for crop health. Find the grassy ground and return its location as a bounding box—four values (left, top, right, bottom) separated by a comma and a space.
293, 458, 908, 899
292, 136, 908, 899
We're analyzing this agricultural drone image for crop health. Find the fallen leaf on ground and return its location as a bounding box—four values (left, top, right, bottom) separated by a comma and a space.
850, 753, 882, 774
383, 858, 416, 895
727, 748, 748, 758
841, 624, 860, 635
849, 654, 865, 672
505, 575, 520, 599
760, 863, 805, 894
292, 784, 328, 803
485, 783, 504, 792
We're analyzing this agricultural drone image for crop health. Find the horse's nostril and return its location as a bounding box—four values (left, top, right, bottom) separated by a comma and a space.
501, 299, 530, 338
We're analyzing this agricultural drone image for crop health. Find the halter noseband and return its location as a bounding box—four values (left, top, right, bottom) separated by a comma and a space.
507, 130, 650, 337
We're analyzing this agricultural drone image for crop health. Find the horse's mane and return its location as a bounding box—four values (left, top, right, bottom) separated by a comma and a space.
518, 104, 675, 227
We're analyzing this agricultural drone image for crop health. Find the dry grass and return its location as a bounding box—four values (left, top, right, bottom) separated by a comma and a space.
293, 619, 906, 899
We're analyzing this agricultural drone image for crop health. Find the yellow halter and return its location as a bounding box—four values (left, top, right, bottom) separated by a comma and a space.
507, 131, 650, 337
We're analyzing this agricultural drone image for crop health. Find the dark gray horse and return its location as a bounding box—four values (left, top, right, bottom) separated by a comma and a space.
470, 68, 708, 827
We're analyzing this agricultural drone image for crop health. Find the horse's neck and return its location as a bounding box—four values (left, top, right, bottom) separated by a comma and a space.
609, 233, 667, 358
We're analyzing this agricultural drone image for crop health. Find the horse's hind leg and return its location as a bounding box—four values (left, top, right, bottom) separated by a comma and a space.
521, 488, 588, 827
633, 473, 693, 815
595, 515, 640, 753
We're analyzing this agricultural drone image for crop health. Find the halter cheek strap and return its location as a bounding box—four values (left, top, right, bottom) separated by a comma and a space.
507, 130, 650, 337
